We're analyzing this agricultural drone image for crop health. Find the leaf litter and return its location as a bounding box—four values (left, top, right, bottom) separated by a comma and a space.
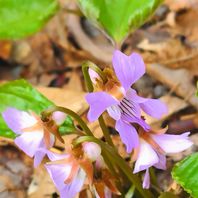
0, 0, 198, 197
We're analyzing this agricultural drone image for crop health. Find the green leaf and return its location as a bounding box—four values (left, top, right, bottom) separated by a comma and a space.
172, 152, 198, 198
58, 116, 76, 135
0, 0, 59, 39
0, 80, 54, 138
78, 0, 163, 43
125, 185, 135, 198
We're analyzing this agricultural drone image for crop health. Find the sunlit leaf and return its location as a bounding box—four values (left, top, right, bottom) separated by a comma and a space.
172, 153, 198, 198
0, 0, 59, 39
78, 0, 163, 43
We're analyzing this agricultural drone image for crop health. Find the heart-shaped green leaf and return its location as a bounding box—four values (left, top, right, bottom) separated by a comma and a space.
0, 80, 75, 139
172, 152, 198, 198
78, 0, 163, 43
0, 0, 59, 39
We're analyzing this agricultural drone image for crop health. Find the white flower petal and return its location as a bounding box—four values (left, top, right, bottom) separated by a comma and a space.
107, 105, 121, 120
133, 139, 159, 173
143, 169, 150, 189
151, 132, 193, 154
14, 132, 44, 157
2, 107, 38, 134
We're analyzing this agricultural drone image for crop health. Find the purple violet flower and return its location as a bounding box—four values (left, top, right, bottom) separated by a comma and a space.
45, 152, 86, 198
86, 50, 167, 153
2, 107, 55, 167
45, 143, 101, 198
132, 127, 193, 188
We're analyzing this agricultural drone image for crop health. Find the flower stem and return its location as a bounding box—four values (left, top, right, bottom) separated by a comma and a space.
42, 106, 93, 136
74, 136, 154, 198
98, 115, 114, 147
82, 61, 107, 92
82, 61, 114, 147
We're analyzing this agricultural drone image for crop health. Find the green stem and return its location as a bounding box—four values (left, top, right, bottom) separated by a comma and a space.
82, 61, 114, 147
98, 115, 114, 147
74, 136, 154, 198
82, 61, 107, 92
42, 106, 93, 136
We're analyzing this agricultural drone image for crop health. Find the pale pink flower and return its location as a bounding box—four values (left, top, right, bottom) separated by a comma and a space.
2, 107, 64, 167
133, 127, 193, 188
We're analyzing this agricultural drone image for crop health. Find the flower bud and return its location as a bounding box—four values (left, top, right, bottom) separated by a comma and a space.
52, 111, 67, 125
89, 68, 100, 84
95, 155, 106, 169
83, 142, 101, 162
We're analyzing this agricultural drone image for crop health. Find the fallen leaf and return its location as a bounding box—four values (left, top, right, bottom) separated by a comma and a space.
0, 41, 12, 60
146, 64, 198, 108
37, 87, 87, 114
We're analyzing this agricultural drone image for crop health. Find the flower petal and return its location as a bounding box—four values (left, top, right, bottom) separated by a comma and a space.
14, 132, 44, 157
46, 150, 69, 161
151, 132, 193, 154
45, 162, 73, 191
115, 119, 139, 153
107, 105, 121, 120
105, 187, 112, 198
2, 107, 38, 134
154, 153, 166, 170
126, 89, 167, 119
112, 50, 145, 91
140, 99, 167, 119
143, 169, 150, 189
60, 168, 86, 198
121, 114, 150, 131
133, 139, 159, 173
120, 97, 141, 118
86, 92, 118, 122
34, 149, 46, 167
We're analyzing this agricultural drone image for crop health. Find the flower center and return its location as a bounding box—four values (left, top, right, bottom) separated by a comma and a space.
107, 84, 125, 101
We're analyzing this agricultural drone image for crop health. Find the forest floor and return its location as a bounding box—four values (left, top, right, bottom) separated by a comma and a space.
0, 0, 198, 197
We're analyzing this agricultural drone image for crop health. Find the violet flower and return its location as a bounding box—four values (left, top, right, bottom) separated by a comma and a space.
2, 108, 65, 167
45, 142, 101, 198
86, 50, 167, 152
133, 127, 193, 188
